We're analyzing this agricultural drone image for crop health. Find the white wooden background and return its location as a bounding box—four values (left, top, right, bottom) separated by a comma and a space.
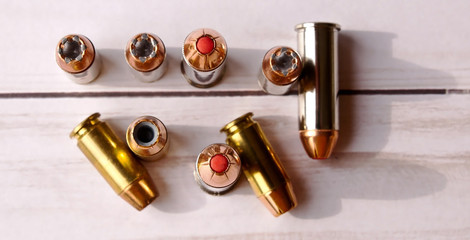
1, 1, 470, 239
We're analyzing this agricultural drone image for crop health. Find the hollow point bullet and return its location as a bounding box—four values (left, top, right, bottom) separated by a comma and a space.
126, 116, 170, 161
258, 46, 302, 95
125, 33, 168, 82
56, 34, 101, 84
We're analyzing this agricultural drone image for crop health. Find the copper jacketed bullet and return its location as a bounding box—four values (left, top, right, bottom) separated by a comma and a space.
181, 28, 227, 88
258, 46, 302, 95
194, 143, 241, 195
70, 113, 158, 210
295, 22, 341, 160
220, 113, 297, 217
125, 33, 168, 82
56, 34, 101, 84
126, 116, 169, 161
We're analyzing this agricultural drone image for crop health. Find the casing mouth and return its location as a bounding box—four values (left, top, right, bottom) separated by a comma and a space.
295, 22, 341, 31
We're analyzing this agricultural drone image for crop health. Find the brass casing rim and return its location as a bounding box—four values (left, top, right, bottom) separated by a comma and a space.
219, 112, 253, 134
126, 116, 168, 161
182, 28, 227, 72
125, 33, 166, 73
70, 112, 101, 139
262, 46, 302, 86
56, 34, 96, 74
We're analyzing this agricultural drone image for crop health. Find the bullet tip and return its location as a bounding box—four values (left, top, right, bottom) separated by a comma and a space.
259, 181, 297, 217
299, 130, 338, 160
119, 175, 159, 211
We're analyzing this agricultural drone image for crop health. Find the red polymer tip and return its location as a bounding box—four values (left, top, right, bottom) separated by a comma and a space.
210, 154, 229, 173
196, 36, 215, 54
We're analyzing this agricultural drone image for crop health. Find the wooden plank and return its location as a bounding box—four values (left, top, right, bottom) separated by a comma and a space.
2, 1, 470, 239
1, 1, 470, 93
0, 95, 469, 239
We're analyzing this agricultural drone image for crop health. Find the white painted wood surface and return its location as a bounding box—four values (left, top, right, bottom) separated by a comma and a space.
1, 1, 469, 239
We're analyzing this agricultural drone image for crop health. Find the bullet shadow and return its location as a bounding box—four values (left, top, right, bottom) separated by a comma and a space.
257, 30, 454, 219
91, 48, 265, 91
106, 118, 210, 213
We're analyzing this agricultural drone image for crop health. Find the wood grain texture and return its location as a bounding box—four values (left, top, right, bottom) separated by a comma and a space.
1, 1, 470, 239
0, 95, 469, 239
1, 1, 470, 93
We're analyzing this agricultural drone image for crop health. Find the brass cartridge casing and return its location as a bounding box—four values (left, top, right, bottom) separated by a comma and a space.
126, 116, 169, 161
258, 46, 302, 95
220, 113, 297, 217
70, 113, 158, 211
125, 33, 168, 82
295, 22, 341, 160
55, 34, 101, 84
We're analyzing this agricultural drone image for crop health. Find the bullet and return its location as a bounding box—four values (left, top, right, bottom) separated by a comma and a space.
258, 46, 302, 95
295, 22, 341, 159
181, 28, 227, 88
70, 113, 158, 210
194, 143, 241, 195
125, 33, 168, 82
56, 34, 101, 84
220, 113, 297, 217
126, 116, 170, 161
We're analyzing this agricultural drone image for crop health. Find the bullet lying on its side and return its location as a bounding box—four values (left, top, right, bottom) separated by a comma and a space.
295, 22, 341, 160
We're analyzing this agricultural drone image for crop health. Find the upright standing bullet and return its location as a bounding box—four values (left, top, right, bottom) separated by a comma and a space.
126, 116, 170, 161
56, 34, 101, 84
181, 28, 227, 88
295, 22, 341, 160
70, 113, 158, 210
125, 33, 168, 82
220, 113, 297, 217
194, 143, 241, 195
258, 46, 302, 95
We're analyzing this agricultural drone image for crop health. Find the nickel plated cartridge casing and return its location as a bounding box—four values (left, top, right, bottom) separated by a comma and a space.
70, 113, 158, 211
295, 22, 341, 160
125, 33, 168, 82
181, 28, 227, 88
126, 116, 169, 161
194, 143, 241, 195
220, 113, 297, 217
258, 46, 302, 95
56, 34, 101, 84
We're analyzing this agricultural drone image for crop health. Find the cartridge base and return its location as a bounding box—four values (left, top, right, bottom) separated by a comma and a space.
119, 175, 159, 211
299, 129, 338, 160
258, 181, 297, 217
